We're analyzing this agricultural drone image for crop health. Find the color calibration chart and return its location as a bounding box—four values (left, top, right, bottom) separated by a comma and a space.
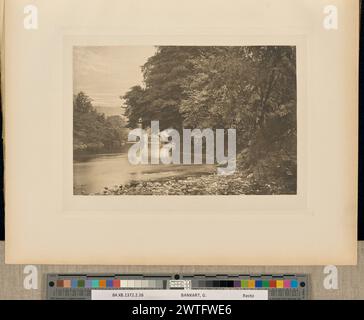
47, 274, 309, 300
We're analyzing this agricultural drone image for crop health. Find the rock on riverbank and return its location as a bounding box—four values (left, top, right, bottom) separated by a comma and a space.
98, 172, 284, 195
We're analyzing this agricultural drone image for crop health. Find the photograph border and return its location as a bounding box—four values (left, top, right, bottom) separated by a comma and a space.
63, 34, 308, 215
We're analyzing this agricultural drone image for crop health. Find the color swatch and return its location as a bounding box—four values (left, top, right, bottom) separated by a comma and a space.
54, 278, 301, 289
47, 274, 309, 300
191, 279, 301, 289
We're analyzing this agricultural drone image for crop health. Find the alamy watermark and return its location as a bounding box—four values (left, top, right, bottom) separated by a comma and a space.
23, 265, 38, 290
23, 5, 38, 30
323, 265, 339, 290
323, 5, 338, 30
127, 121, 237, 175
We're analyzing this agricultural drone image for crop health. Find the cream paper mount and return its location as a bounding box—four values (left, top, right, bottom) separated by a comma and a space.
4, 0, 359, 265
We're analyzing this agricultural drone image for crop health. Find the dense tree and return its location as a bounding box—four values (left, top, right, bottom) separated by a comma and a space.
123, 47, 214, 130
122, 46, 297, 193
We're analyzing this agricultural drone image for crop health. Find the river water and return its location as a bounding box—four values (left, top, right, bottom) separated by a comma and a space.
73, 152, 215, 194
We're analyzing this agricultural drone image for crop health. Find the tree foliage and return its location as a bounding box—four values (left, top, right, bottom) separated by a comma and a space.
123, 46, 297, 192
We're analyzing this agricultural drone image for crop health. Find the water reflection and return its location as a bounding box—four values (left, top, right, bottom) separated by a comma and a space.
73, 152, 215, 194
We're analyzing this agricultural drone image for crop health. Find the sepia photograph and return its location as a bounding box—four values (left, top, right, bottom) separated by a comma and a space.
73, 46, 297, 196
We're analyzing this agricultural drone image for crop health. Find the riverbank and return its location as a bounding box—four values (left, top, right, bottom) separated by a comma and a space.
73, 152, 217, 194
96, 171, 287, 195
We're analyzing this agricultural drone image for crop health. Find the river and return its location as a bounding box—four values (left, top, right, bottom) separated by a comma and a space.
73, 152, 215, 194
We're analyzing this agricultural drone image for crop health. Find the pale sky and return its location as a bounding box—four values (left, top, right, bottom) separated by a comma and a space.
73, 46, 157, 108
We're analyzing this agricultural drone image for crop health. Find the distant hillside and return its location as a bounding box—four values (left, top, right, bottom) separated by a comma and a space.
74, 93, 129, 154
95, 106, 123, 117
